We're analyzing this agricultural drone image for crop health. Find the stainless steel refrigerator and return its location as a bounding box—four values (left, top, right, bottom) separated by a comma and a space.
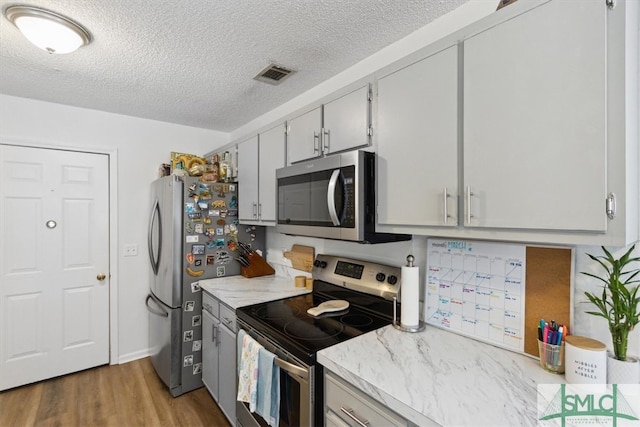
145, 175, 264, 397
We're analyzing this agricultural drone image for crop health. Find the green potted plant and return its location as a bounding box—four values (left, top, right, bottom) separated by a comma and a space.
582, 244, 640, 384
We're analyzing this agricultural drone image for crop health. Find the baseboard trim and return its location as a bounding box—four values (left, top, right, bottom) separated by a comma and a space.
117, 349, 150, 364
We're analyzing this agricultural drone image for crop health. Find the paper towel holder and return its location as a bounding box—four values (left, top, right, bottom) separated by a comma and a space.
392, 255, 426, 333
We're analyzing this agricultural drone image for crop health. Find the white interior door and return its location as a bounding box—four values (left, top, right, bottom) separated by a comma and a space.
0, 144, 110, 391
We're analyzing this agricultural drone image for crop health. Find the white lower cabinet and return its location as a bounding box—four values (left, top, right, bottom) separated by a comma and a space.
325, 371, 432, 427
202, 292, 236, 424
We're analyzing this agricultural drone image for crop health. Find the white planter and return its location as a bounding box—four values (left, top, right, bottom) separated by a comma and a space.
607, 353, 640, 386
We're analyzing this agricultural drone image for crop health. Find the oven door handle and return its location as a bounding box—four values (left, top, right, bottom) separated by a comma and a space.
327, 169, 341, 226
274, 357, 309, 381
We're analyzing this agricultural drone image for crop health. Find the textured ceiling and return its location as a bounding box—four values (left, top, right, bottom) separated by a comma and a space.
0, 0, 470, 131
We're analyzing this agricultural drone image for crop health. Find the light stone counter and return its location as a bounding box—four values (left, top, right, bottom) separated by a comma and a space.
198, 275, 310, 309
317, 325, 567, 427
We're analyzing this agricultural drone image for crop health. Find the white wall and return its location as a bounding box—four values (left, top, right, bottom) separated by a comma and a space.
0, 94, 228, 362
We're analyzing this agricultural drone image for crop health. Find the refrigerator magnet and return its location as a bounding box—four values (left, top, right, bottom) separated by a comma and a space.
220, 209, 227, 218
186, 253, 195, 264
206, 255, 215, 265
216, 266, 225, 277
184, 301, 195, 311
216, 250, 230, 262
198, 201, 208, 210
188, 212, 202, 220
227, 241, 237, 251
192, 315, 201, 327
183, 355, 193, 367
192, 340, 202, 352
203, 217, 212, 224
216, 218, 226, 225
209, 209, 220, 217
186, 235, 199, 243
229, 195, 238, 207
194, 259, 202, 267
186, 266, 203, 276
192, 244, 205, 255
185, 222, 194, 233
183, 330, 194, 342
216, 227, 224, 236
224, 225, 231, 234
212, 199, 226, 208
194, 223, 203, 234
207, 241, 216, 249
193, 195, 200, 204
193, 363, 202, 375
229, 184, 236, 192
190, 282, 201, 293
227, 208, 238, 217
188, 183, 197, 193
215, 238, 225, 247
185, 203, 196, 213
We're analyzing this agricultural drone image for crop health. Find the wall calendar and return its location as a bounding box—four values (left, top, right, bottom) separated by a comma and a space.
425, 239, 526, 352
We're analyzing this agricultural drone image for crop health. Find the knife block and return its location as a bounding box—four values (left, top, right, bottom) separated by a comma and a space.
241, 251, 275, 278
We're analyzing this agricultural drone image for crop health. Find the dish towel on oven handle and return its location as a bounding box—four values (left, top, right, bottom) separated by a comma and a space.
237, 330, 261, 411
256, 347, 280, 427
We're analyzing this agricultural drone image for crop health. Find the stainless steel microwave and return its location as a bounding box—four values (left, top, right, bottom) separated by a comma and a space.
276, 150, 411, 243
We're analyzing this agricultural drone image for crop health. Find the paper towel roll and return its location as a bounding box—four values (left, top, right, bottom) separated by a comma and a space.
401, 262, 420, 327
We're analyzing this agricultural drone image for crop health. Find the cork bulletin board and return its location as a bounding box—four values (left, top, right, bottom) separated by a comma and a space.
523, 246, 573, 357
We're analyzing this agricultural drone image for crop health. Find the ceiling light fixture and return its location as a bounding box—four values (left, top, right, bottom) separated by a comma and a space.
4, 5, 91, 54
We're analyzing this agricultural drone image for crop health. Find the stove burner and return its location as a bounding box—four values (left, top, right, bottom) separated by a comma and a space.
254, 305, 301, 319
340, 314, 374, 328
284, 318, 345, 341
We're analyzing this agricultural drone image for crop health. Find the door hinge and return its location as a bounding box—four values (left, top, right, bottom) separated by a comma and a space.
606, 0, 615, 9
606, 192, 616, 219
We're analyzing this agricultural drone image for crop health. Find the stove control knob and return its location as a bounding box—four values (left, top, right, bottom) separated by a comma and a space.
387, 275, 398, 285
375, 272, 386, 282
314, 260, 327, 269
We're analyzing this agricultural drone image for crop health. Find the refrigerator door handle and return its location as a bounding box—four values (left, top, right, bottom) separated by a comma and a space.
147, 199, 162, 275
145, 294, 169, 317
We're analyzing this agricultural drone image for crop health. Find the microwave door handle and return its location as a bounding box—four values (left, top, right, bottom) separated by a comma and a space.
327, 169, 341, 226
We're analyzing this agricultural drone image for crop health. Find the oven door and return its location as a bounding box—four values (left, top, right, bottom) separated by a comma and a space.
276, 152, 359, 241
236, 324, 315, 427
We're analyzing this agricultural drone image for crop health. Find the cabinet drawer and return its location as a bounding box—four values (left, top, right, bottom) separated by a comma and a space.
202, 292, 219, 318
325, 373, 407, 427
219, 303, 236, 331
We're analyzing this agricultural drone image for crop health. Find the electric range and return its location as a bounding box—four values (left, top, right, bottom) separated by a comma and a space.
236, 254, 401, 427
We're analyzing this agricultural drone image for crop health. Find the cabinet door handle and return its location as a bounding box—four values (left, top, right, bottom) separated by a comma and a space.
313, 131, 320, 153
222, 317, 233, 326
443, 187, 450, 224
252, 202, 257, 218
465, 186, 474, 225
212, 324, 218, 344
322, 128, 330, 154
257, 203, 262, 219
340, 407, 370, 427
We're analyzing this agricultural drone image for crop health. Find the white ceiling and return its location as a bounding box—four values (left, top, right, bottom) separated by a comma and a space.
0, 0, 471, 132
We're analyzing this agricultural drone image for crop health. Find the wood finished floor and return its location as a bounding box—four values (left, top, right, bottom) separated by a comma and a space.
0, 357, 231, 427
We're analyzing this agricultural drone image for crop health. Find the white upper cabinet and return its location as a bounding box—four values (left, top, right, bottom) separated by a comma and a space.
463, 0, 606, 232
286, 106, 322, 164
377, 44, 459, 228
287, 84, 371, 164
322, 85, 371, 155
237, 124, 285, 225
237, 135, 259, 223
257, 123, 286, 223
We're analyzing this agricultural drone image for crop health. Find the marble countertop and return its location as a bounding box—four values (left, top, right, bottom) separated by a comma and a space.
317, 325, 566, 427
198, 275, 310, 309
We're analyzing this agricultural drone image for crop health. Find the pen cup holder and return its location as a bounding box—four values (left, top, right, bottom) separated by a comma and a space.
537, 339, 565, 374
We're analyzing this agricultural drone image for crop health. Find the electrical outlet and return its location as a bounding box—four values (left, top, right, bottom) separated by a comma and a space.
124, 244, 138, 257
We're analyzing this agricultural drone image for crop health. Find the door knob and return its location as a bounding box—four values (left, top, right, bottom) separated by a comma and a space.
97, 274, 106, 281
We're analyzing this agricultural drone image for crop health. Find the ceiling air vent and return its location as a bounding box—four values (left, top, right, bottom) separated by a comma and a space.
254, 63, 295, 85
